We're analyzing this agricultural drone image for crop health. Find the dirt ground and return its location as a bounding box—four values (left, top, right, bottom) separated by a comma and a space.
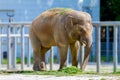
0, 63, 120, 80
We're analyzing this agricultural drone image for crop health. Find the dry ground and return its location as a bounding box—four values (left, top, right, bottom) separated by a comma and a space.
0, 63, 120, 80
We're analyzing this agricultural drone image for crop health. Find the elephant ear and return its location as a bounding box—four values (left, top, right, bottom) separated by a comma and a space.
64, 15, 84, 32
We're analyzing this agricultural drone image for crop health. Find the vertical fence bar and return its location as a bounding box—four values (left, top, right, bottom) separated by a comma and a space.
57, 47, 60, 63
106, 27, 110, 62
21, 25, 24, 70
96, 26, 101, 73
27, 39, 31, 67
7, 25, 11, 70
118, 27, 120, 62
92, 27, 96, 62
0, 27, 3, 64
67, 47, 70, 66
80, 45, 84, 69
50, 47, 53, 70
0, 27, 1, 68
113, 26, 118, 72
13, 37, 16, 68
10, 27, 15, 69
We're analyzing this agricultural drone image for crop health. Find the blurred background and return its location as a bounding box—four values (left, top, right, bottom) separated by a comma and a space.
0, 0, 99, 22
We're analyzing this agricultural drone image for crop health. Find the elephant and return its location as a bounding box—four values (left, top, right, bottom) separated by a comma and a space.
29, 8, 93, 71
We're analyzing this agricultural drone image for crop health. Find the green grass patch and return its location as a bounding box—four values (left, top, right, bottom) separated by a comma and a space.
0, 70, 81, 76
1, 66, 120, 77
100, 78, 106, 80
0, 66, 83, 76
1, 70, 120, 77
112, 71, 120, 76
60, 66, 82, 74
2, 59, 7, 64
1, 58, 34, 64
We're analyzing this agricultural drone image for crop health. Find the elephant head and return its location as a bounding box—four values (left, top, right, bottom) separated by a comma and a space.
65, 13, 93, 70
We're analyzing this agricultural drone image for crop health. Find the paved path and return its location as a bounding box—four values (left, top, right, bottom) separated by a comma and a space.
0, 74, 120, 80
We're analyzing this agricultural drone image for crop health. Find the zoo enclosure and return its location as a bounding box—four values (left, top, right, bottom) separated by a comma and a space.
0, 21, 120, 73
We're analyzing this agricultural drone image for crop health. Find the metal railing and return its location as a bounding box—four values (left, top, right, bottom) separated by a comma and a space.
0, 21, 120, 73
0, 22, 31, 70
93, 21, 120, 73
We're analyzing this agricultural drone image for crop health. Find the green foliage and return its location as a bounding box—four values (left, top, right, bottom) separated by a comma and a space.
101, 55, 113, 62
1, 57, 34, 64
101, 0, 120, 21
60, 66, 82, 74
0, 70, 80, 76
1, 69, 120, 77
2, 59, 7, 64
100, 78, 106, 80
0, 66, 83, 76
59, 8, 71, 15
49, 8, 71, 15
113, 69, 120, 76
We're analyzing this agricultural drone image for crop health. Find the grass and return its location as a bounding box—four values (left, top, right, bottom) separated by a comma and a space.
2, 57, 59, 64
0, 66, 120, 77
60, 66, 82, 74
1, 70, 120, 77
101, 56, 113, 62
1, 58, 33, 64
0, 66, 83, 76
113, 71, 120, 76
100, 78, 106, 80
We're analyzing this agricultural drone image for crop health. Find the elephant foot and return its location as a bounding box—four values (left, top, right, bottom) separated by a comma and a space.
58, 65, 66, 71
33, 65, 40, 71
33, 61, 47, 71
81, 65, 85, 71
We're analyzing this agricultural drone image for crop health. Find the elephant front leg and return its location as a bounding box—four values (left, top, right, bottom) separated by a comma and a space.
70, 41, 79, 67
58, 45, 68, 70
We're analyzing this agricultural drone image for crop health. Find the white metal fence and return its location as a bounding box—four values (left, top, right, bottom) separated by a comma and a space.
0, 22, 31, 70
0, 21, 120, 73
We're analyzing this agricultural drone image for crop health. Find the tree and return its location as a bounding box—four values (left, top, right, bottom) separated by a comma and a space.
100, 0, 120, 21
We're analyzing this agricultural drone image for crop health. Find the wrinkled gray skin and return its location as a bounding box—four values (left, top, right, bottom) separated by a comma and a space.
29, 8, 93, 71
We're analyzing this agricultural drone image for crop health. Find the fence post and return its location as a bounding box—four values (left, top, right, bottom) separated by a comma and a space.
0, 27, 1, 68
67, 47, 70, 66
118, 27, 120, 62
113, 26, 118, 72
1, 28, 3, 65
96, 26, 101, 73
57, 47, 60, 63
13, 37, 16, 68
7, 25, 11, 70
106, 27, 110, 62
27, 39, 31, 67
50, 47, 53, 70
21, 25, 24, 70
80, 45, 84, 69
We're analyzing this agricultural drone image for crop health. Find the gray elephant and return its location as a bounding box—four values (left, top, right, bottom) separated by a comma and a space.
29, 8, 93, 71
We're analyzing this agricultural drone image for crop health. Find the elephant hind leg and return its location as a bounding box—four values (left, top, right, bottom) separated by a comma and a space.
70, 41, 80, 67
33, 47, 50, 71
29, 29, 50, 71
29, 28, 41, 71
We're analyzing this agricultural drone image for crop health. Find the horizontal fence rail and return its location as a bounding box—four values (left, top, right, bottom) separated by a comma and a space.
0, 21, 120, 73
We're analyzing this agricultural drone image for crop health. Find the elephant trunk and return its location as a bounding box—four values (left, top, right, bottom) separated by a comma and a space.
81, 37, 92, 71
